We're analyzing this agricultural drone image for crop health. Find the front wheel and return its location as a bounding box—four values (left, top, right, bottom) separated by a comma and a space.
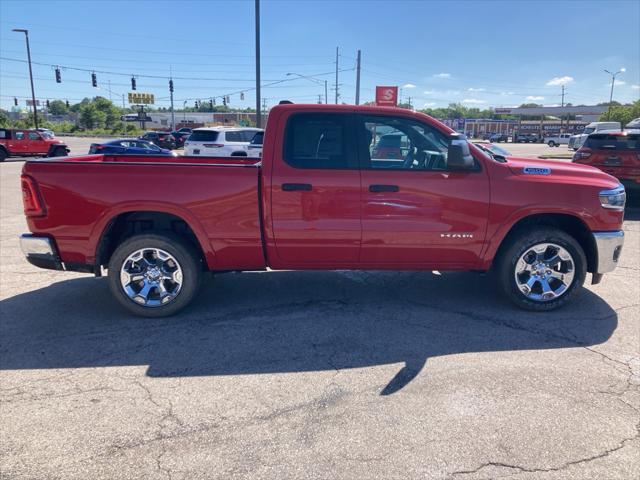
50, 146, 68, 157
108, 233, 203, 317
495, 227, 586, 311
548, 141, 555, 147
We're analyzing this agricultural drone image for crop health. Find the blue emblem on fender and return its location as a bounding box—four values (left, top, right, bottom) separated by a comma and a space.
523, 166, 551, 175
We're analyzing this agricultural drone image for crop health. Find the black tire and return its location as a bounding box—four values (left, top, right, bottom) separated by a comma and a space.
495, 227, 587, 311
108, 233, 203, 317
0, 149, 7, 162
548, 141, 555, 147
50, 146, 68, 157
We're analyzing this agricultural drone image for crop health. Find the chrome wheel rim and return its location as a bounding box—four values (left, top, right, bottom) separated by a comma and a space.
119, 248, 183, 307
514, 242, 575, 302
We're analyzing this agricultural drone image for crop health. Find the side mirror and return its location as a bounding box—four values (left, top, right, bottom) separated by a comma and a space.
447, 134, 475, 170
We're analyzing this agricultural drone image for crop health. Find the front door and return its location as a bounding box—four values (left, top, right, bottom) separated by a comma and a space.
357, 114, 490, 268
270, 112, 361, 267
28, 131, 48, 154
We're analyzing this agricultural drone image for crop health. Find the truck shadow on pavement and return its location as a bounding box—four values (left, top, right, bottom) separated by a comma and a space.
0, 270, 618, 395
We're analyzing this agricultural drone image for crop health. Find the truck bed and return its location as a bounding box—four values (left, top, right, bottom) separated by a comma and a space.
23, 154, 266, 271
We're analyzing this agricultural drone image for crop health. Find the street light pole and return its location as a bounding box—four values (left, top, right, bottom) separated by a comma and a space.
13, 28, 38, 129
255, 0, 262, 128
604, 68, 626, 120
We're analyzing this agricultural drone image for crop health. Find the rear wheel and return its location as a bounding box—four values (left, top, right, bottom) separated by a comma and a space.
548, 141, 556, 147
0, 149, 7, 162
495, 227, 586, 311
108, 233, 203, 317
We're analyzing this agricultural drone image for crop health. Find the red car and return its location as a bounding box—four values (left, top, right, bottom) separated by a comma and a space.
573, 130, 640, 193
19, 104, 625, 317
0, 128, 69, 161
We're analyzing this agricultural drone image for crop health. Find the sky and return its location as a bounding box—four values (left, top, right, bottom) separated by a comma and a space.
0, 0, 639, 112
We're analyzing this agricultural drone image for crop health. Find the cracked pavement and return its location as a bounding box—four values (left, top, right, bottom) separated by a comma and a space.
1, 156, 639, 479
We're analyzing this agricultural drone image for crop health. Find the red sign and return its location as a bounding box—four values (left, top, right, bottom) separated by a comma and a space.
375, 86, 398, 107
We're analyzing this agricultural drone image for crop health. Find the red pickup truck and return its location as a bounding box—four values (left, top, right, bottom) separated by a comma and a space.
0, 128, 69, 161
19, 104, 626, 317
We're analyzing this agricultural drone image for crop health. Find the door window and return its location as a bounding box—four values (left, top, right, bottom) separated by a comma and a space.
15, 131, 25, 140
358, 115, 450, 170
28, 132, 41, 140
284, 113, 355, 169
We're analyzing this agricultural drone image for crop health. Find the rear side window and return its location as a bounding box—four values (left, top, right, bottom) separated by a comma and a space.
0, 129, 8, 139
225, 131, 254, 142
585, 134, 640, 150
284, 113, 352, 169
189, 130, 219, 142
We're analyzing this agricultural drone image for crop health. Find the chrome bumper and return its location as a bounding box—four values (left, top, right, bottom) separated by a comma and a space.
593, 231, 624, 274
20, 234, 63, 270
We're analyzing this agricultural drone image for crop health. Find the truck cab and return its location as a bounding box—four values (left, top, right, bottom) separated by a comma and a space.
569, 122, 622, 150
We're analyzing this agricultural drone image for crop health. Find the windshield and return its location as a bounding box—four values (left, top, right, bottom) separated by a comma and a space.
583, 127, 596, 135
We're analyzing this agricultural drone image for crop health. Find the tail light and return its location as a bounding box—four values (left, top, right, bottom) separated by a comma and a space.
95, 145, 105, 151
203, 144, 224, 148
21, 174, 46, 217
573, 148, 592, 162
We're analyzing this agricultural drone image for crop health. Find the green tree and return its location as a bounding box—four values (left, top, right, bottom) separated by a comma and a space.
0, 109, 9, 128
48, 100, 69, 115
79, 103, 106, 129
600, 100, 640, 126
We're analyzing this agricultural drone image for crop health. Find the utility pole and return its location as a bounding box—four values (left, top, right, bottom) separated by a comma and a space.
324, 80, 328, 104
334, 46, 339, 104
407, 96, 412, 109
262, 98, 268, 111
355, 49, 361, 105
255, 0, 262, 127
317, 94, 322, 104
560, 85, 565, 131
108, 80, 113, 102
13, 29, 38, 129
169, 66, 175, 130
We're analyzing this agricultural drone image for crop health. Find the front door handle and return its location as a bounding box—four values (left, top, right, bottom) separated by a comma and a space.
282, 183, 312, 192
369, 184, 399, 193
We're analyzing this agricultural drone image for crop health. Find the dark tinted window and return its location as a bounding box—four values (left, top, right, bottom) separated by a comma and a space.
250, 132, 264, 145
284, 114, 350, 169
585, 134, 639, 150
225, 131, 244, 142
189, 130, 219, 142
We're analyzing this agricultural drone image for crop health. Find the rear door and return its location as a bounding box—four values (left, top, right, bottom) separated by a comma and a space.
357, 114, 490, 267
269, 112, 361, 266
10, 131, 28, 154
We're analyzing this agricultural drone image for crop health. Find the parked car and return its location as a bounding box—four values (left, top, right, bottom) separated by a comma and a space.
174, 127, 193, 135
488, 133, 508, 143
544, 133, 572, 147
139, 131, 176, 150
572, 130, 639, 193
247, 131, 264, 158
89, 139, 176, 156
19, 103, 626, 317
184, 127, 263, 157
36, 128, 55, 138
171, 131, 191, 148
472, 141, 511, 158
568, 122, 622, 150
515, 133, 540, 143
624, 118, 640, 130
0, 128, 68, 161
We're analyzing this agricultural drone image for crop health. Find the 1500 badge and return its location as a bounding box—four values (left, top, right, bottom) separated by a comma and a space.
440, 233, 474, 238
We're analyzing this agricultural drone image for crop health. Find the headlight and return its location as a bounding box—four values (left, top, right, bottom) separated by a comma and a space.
599, 185, 626, 210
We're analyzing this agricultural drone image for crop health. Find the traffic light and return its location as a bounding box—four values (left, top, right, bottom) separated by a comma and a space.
131, 77, 136, 90
209, 99, 213, 108
46, 99, 50, 108
14, 97, 18, 106
65, 100, 70, 107
91, 72, 97, 87
169, 79, 174, 93
226, 96, 230, 104
195, 101, 199, 109
55, 67, 61, 83
240, 92, 244, 101
222, 96, 227, 107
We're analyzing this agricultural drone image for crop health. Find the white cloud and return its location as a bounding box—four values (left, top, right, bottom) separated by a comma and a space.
546, 76, 574, 86
632, 85, 640, 90
423, 90, 436, 95
422, 102, 436, 107
467, 87, 485, 92
433, 73, 451, 79
402, 83, 416, 89
526, 96, 545, 100
500, 91, 515, 96
462, 98, 486, 104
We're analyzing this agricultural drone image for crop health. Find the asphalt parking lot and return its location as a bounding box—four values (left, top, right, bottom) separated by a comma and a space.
1, 148, 639, 479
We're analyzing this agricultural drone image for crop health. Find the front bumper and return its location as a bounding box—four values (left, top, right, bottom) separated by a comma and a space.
20, 234, 63, 271
592, 231, 624, 274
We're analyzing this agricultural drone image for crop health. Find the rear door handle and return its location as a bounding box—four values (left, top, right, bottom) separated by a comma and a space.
369, 184, 399, 193
282, 183, 312, 192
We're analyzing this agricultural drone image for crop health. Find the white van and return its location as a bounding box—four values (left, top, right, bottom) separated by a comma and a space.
184, 127, 263, 157
568, 122, 621, 150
